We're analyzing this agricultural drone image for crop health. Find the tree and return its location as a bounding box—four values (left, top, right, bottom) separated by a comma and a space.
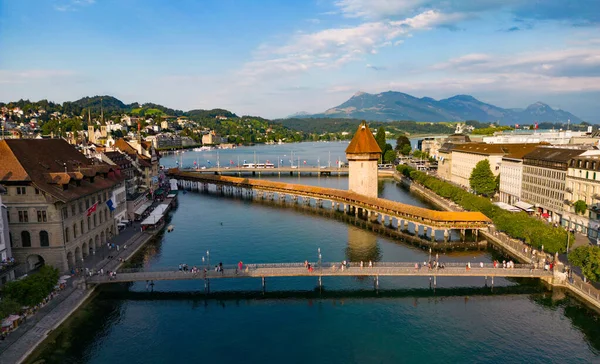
401, 144, 411, 156
384, 149, 397, 163
395, 135, 410, 151
574, 200, 588, 215
570, 246, 600, 282
469, 160, 496, 196
375, 126, 386, 153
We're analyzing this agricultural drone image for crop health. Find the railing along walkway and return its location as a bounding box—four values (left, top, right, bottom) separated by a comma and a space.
87, 262, 552, 284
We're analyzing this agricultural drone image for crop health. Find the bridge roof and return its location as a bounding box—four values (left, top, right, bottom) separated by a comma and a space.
172, 171, 491, 224
346, 122, 382, 155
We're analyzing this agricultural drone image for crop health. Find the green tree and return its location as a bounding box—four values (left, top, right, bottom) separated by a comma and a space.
570, 246, 600, 282
395, 135, 411, 151
400, 144, 411, 156
469, 159, 496, 196
574, 200, 588, 215
375, 126, 386, 152
384, 149, 397, 163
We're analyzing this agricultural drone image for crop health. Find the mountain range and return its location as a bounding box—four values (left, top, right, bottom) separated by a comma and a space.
299, 91, 583, 125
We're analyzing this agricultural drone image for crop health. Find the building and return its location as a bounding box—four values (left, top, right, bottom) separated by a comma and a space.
202, 131, 221, 145
113, 138, 159, 195
346, 122, 382, 198
450, 143, 539, 188
563, 150, 600, 237
521, 147, 588, 223
483, 130, 588, 145
0, 185, 16, 285
153, 133, 182, 149
0, 139, 122, 272
435, 134, 471, 181
498, 144, 546, 204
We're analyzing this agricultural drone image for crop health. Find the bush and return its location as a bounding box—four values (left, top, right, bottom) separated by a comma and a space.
400, 166, 568, 254
2, 266, 59, 308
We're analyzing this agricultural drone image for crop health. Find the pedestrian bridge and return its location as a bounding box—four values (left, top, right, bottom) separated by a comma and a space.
87, 262, 553, 287
169, 170, 492, 239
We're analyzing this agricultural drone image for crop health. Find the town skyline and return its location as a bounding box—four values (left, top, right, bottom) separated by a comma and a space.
1, 1, 600, 120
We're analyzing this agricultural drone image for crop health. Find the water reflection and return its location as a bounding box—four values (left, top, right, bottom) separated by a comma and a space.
346, 225, 381, 263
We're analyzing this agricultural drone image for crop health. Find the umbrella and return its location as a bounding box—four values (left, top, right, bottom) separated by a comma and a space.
60, 275, 71, 280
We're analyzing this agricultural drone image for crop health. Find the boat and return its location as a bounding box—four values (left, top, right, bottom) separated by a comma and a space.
167, 225, 174, 232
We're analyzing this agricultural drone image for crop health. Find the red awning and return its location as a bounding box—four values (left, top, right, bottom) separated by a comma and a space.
541, 213, 550, 218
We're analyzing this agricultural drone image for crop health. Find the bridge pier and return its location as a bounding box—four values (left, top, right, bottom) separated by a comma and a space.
204, 278, 210, 293
374, 275, 379, 291
262, 277, 266, 293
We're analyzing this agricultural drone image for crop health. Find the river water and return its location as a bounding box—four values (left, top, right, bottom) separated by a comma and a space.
26, 142, 600, 363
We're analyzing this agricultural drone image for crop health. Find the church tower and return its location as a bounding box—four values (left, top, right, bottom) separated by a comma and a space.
87, 125, 96, 144
345, 121, 382, 198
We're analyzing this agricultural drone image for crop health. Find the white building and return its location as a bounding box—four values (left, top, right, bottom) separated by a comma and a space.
483, 130, 587, 145
0, 185, 16, 285
563, 150, 600, 237
499, 145, 546, 205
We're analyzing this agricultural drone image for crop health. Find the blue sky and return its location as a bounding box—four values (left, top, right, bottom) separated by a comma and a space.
1, 0, 600, 121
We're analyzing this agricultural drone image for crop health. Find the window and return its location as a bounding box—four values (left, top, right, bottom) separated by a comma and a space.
40, 231, 49, 247
71, 205, 76, 216
80, 220, 84, 234
79, 202, 84, 214
21, 231, 31, 247
16, 187, 26, 195
9, 233, 13, 247
86, 199, 90, 209
37, 210, 47, 222
35, 188, 40, 194
104, 209, 108, 222
73, 223, 78, 238
62, 207, 68, 219
87, 216, 91, 230
6, 211, 10, 223
65, 227, 70, 242
18, 210, 29, 223
93, 214, 97, 227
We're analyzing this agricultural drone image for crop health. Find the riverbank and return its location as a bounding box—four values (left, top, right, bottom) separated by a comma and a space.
393, 171, 600, 311
0, 229, 159, 364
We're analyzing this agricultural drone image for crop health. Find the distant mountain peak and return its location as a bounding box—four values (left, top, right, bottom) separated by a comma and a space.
308, 90, 583, 125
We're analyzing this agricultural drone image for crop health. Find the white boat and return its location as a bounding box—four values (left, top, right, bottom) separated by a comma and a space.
167, 225, 174, 232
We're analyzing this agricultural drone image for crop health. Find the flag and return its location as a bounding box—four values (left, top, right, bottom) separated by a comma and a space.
303, 160, 306, 164
230, 160, 234, 165
193, 161, 197, 165
86, 202, 98, 216
106, 199, 116, 212
534, 122, 538, 130
515, 124, 519, 129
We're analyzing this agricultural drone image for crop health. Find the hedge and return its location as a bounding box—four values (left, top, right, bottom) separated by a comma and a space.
397, 165, 569, 253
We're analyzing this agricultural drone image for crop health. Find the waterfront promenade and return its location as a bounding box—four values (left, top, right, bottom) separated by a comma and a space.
395, 172, 600, 311
0, 225, 157, 364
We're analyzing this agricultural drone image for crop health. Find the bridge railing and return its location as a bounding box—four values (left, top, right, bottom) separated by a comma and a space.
115, 261, 537, 274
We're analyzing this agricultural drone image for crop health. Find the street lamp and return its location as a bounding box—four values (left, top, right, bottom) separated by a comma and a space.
318, 247, 322, 271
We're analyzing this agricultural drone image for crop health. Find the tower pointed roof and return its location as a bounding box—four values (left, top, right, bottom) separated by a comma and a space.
345, 121, 382, 154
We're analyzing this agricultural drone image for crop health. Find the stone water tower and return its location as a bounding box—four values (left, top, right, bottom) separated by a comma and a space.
345, 121, 382, 198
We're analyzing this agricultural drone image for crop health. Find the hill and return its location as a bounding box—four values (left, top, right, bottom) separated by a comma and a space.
306, 91, 584, 125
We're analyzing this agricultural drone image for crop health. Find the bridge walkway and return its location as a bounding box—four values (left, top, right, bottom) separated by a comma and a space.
87, 262, 552, 284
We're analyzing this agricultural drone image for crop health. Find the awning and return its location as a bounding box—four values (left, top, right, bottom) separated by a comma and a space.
141, 214, 163, 226
167, 194, 177, 198
541, 212, 550, 218
493, 202, 520, 212
150, 204, 169, 217
514, 201, 534, 212
134, 201, 152, 215
121, 219, 130, 223
117, 223, 126, 227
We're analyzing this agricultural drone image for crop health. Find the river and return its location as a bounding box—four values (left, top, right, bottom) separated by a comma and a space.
25, 142, 600, 363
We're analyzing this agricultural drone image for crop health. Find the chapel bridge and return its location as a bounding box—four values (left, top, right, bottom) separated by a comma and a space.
169, 170, 491, 239
87, 262, 553, 289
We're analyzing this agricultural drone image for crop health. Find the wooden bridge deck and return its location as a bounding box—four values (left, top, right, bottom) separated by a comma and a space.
87, 262, 552, 284
169, 170, 492, 229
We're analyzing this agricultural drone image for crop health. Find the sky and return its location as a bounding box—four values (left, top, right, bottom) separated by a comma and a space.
1, 0, 600, 121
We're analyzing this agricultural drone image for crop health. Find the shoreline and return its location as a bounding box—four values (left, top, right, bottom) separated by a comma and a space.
393, 172, 600, 312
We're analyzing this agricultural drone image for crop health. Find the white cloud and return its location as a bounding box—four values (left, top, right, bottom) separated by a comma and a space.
238, 10, 454, 83
0, 69, 77, 84
54, 0, 95, 12
335, 0, 426, 19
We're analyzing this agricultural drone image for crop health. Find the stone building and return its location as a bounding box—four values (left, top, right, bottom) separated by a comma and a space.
435, 134, 471, 181
0, 184, 16, 285
563, 150, 600, 237
346, 122, 382, 198
0, 139, 122, 272
521, 147, 587, 224
498, 144, 545, 204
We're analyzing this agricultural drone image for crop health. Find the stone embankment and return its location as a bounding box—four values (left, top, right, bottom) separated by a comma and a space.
394, 172, 600, 311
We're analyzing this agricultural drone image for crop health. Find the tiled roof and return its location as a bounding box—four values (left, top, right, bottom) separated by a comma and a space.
0, 139, 121, 203
453, 143, 544, 157
501, 143, 547, 160
173, 171, 491, 225
346, 122, 382, 154
523, 147, 587, 163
